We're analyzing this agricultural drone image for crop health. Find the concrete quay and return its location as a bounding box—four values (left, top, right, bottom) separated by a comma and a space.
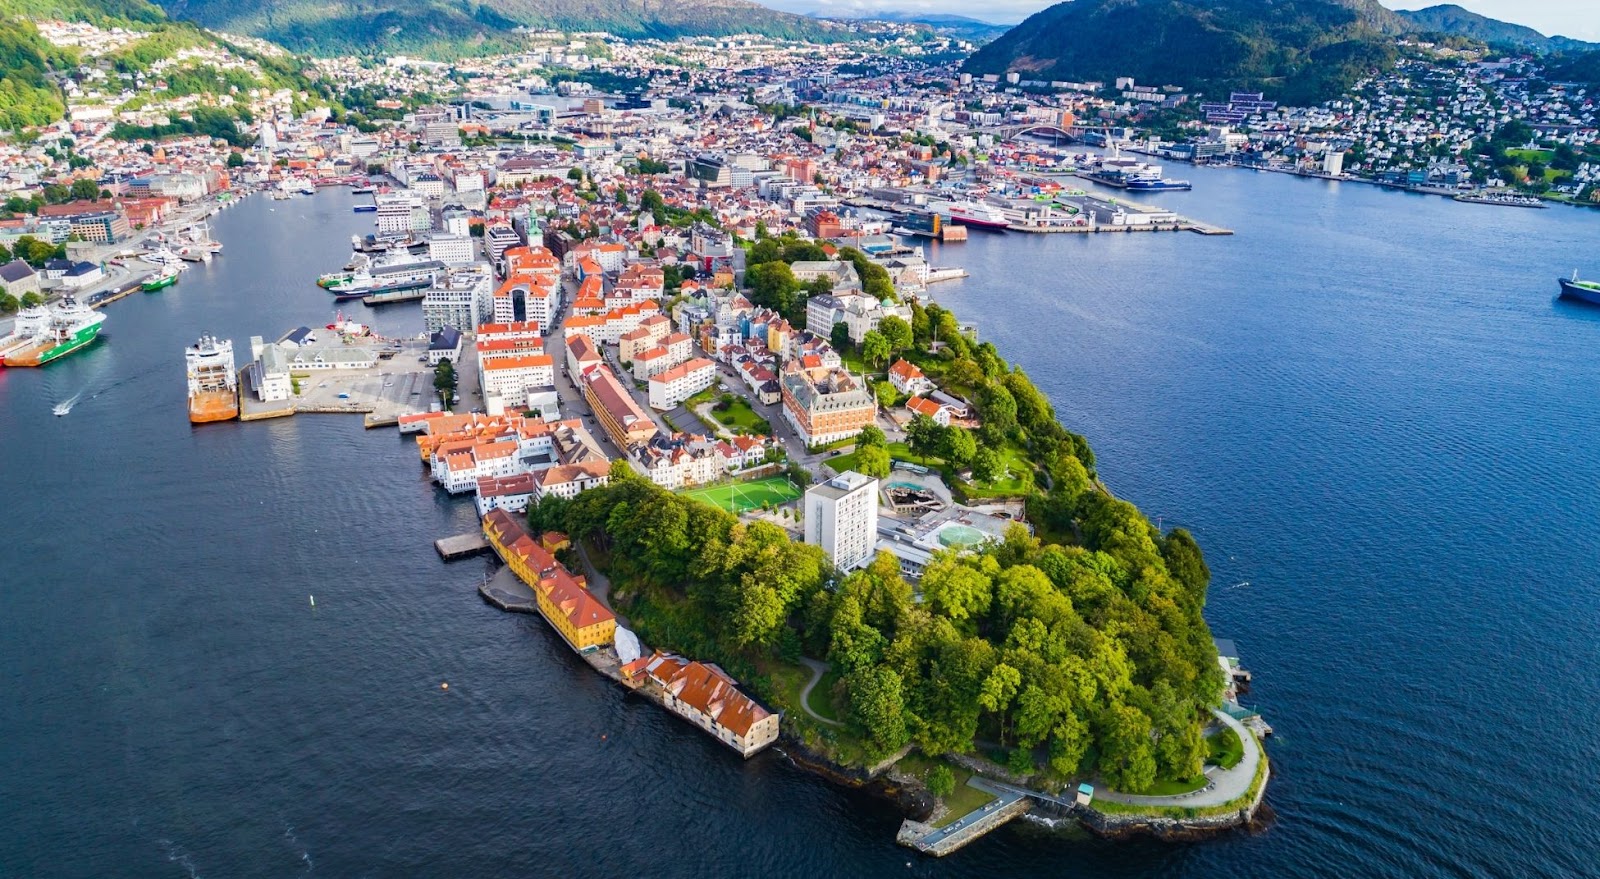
435, 532, 490, 560
478, 566, 538, 613
897, 777, 1033, 856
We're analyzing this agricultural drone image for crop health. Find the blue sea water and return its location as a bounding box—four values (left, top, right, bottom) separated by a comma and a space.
1, 173, 1598, 877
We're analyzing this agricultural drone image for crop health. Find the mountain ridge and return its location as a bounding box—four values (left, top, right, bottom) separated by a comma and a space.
963, 0, 1410, 104
1394, 4, 1597, 54
152, 0, 849, 56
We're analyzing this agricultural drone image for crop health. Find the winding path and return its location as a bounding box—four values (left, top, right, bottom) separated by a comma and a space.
797, 657, 843, 727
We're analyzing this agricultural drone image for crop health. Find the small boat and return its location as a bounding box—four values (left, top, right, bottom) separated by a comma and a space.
53, 400, 73, 416
353, 204, 377, 213
1558, 271, 1600, 307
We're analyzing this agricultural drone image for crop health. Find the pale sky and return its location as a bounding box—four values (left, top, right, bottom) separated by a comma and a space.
761, 0, 1600, 41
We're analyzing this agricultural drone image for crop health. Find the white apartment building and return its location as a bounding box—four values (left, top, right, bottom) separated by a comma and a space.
422, 268, 493, 334
428, 233, 476, 266
648, 358, 715, 411
804, 471, 880, 571
480, 353, 555, 410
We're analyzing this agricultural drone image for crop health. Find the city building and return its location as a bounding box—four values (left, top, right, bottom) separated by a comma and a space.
804, 470, 880, 571
580, 363, 659, 449
647, 357, 715, 411
629, 652, 780, 758
781, 363, 876, 447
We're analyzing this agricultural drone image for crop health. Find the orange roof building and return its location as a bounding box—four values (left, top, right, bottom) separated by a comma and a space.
483, 509, 616, 652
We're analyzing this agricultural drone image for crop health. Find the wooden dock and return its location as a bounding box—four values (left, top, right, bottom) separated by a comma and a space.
435, 532, 491, 561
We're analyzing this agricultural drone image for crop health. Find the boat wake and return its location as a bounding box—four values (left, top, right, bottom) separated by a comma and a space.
283, 822, 314, 875
157, 838, 203, 879
53, 392, 82, 416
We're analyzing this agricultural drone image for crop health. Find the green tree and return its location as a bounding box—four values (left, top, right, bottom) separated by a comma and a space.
0, 292, 16, 314
980, 662, 1021, 719
857, 424, 886, 449
927, 764, 955, 798
830, 321, 850, 352
847, 664, 910, 756
20, 291, 45, 308
943, 426, 977, 468
860, 330, 891, 368
69, 178, 101, 201
567, 166, 585, 181
1099, 703, 1158, 792
970, 447, 1004, 484
855, 444, 891, 479
746, 261, 799, 315
980, 382, 1018, 433
873, 380, 900, 409
906, 414, 944, 458
920, 553, 992, 622
226, 151, 244, 168
878, 315, 913, 354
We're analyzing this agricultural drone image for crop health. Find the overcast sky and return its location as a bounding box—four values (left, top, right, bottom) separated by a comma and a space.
761, 0, 1599, 41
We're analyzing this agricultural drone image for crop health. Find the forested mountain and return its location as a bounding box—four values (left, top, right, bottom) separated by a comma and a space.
962, 0, 1409, 104
152, 0, 847, 56
1395, 5, 1596, 54
0, 0, 327, 132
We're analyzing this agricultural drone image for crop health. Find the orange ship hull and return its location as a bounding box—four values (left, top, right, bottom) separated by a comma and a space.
189, 391, 239, 423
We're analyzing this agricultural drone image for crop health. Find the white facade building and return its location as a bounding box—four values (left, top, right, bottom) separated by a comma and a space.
804, 471, 880, 571
647, 358, 715, 411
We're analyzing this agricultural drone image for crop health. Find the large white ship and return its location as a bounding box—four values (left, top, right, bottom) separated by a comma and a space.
186, 336, 238, 423
926, 199, 1011, 230
2, 297, 105, 367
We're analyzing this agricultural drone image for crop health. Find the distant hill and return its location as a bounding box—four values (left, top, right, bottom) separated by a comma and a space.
152, 0, 849, 56
1395, 5, 1597, 54
846, 11, 1010, 42
963, 0, 1409, 104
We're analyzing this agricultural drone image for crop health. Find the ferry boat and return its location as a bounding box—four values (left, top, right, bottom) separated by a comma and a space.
926, 200, 1011, 230
327, 257, 445, 301
186, 336, 239, 423
142, 265, 180, 292
2, 297, 105, 366
1125, 172, 1193, 191
353, 204, 378, 213
1558, 271, 1600, 307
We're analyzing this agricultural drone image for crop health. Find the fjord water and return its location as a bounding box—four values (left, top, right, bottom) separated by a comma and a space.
1, 175, 1597, 878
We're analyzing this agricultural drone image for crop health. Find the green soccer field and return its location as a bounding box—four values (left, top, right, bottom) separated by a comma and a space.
679, 477, 802, 513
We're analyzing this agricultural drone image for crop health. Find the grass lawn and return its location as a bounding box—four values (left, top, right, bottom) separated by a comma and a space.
1506, 148, 1553, 162
936, 770, 998, 827
891, 752, 997, 827
708, 397, 771, 434
1207, 726, 1244, 770
679, 476, 802, 513
758, 657, 812, 714
806, 668, 842, 722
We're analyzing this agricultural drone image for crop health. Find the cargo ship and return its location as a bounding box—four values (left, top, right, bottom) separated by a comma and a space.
1558, 272, 1600, 307
186, 336, 238, 422
2, 297, 105, 366
142, 265, 179, 292
1125, 172, 1193, 191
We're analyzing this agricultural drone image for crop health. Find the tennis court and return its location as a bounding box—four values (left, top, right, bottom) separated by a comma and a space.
680, 476, 803, 513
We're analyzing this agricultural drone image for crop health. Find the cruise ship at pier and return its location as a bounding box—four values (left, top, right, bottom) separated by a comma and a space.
925, 200, 1010, 230
186, 336, 239, 423
1, 298, 105, 367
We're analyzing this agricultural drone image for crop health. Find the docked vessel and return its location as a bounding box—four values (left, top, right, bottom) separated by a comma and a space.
926, 200, 1010, 230
186, 336, 239, 423
322, 255, 445, 300
353, 204, 377, 213
1558, 272, 1600, 306
1124, 172, 1193, 191
142, 265, 180, 292
2, 297, 105, 366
